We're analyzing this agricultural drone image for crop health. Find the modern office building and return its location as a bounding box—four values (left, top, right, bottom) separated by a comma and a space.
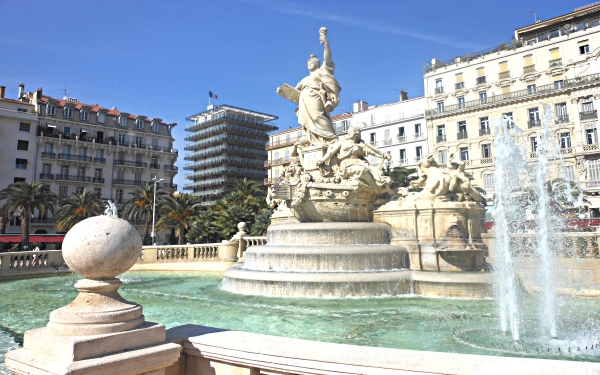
184, 104, 278, 205
0, 83, 178, 242
423, 3, 600, 208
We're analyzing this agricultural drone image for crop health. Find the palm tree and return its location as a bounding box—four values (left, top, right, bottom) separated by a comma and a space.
54, 189, 105, 232
226, 178, 266, 197
381, 166, 418, 188
217, 204, 253, 239
0, 181, 58, 249
155, 193, 204, 244
121, 185, 167, 245
186, 210, 221, 243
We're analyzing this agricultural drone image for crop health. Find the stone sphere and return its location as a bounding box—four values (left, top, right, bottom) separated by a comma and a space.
62, 216, 142, 279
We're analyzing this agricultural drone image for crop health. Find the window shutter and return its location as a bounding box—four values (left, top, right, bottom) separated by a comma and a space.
476, 67, 485, 77
578, 39, 589, 46
549, 48, 560, 60
499, 61, 508, 72
455, 72, 463, 82
502, 86, 510, 94
523, 55, 533, 66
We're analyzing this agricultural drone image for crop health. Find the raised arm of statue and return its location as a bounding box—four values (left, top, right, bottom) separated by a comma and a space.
319, 27, 332, 68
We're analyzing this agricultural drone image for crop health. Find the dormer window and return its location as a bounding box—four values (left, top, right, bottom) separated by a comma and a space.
80, 110, 89, 121
64, 107, 73, 118
97, 112, 106, 123
47, 104, 56, 116
151, 122, 159, 132
136, 119, 145, 129
119, 116, 128, 127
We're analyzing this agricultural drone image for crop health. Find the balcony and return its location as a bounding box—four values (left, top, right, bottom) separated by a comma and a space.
457, 131, 468, 140
39, 173, 53, 180
399, 159, 408, 166
163, 183, 177, 189
549, 58, 562, 67
55, 175, 91, 182
479, 128, 491, 136
436, 135, 447, 143
114, 179, 146, 186
266, 135, 301, 150
114, 159, 148, 168
41, 152, 55, 159
425, 72, 600, 118
523, 65, 536, 73
455, 82, 464, 90
580, 110, 598, 121
555, 114, 570, 124
264, 177, 281, 185
435, 86, 444, 94
92, 177, 105, 184
528, 119, 541, 128
476, 76, 486, 85
369, 141, 378, 147
150, 163, 160, 169
413, 133, 424, 140
396, 136, 407, 143
164, 165, 178, 172
93, 158, 106, 164
413, 157, 422, 163
498, 71, 510, 79
57, 154, 92, 162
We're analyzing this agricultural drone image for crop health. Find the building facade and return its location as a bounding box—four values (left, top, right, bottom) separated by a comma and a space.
184, 105, 278, 205
424, 3, 600, 208
0, 84, 178, 243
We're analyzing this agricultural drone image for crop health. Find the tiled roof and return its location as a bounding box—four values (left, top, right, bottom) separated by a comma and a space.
0, 98, 33, 106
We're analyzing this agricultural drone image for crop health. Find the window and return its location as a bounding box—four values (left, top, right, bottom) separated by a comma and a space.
17, 140, 29, 151
480, 117, 489, 130
438, 149, 447, 164
341, 120, 349, 131
476, 67, 485, 84
62, 146, 71, 156
274, 151, 279, 160
80, 110, 89, 121
528, 108, 540, 126
134, 171, 142, 182
116, 170, 125, 180
549, 47, 560, 66
501, 85, 510, 95
553, 74, 564, 89
119, 116, 128, 127
560, 132, 571, 148
416, 146, 423, 159
151, 138, 158, 148
77, 167, 86, 178
414, 123, 422, 137
458, 121, 467, 134
523, 54, 533, 68
530, 137, 538, 152
94, 188, 102, 196
503, 112, 514, 128
118, 134, 126, 146
398, 127, 405, 137
564, 165, 575, 181
384, 129, 390, 140
435, 79, 443, 94
459, 147, 469, 161
63, 126, 71, 136
64, 107, 73, 118
75, 186, 84, 195
455, 72, 464, 89
79, 148, 87, 158
499, 61, 509, 74
42, 164, 51, 175
437, 101, 444, 112
95, 169, 102, 178
96, 150, 104, 160
481, 143, 492, 158
527, 83, 536, 95
13, 177, 25, 183
15, 158, 27, 169
555, 102, 568, 122
59, 186, 68, 199
135, 136, 143, 148
437, 125, 446, 136
116, 189, 124, 203
590, 160, 600, 182
284, 149, 290, 159
479, 91, 487, 104
60, 165, 69, 177
586, 126, 598, 144
151, 121, 159, 132
151, 156, 158, 166
97, 112, 106, 123
399, 149, 406, 163
579, 40, 590, 54
47, 105, 56, 116
19, 122, 30, 132
582, 99, 594, 113
457, 96, 465, 109
483, 174, 494, 191
150, 173, 158, 181
136, 119, 144, 129
369, 132, 376, 143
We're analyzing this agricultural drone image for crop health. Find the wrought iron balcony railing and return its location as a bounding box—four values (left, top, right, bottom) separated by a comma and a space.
580, 110, 598, 121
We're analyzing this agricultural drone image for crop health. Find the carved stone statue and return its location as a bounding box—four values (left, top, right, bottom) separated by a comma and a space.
277, 27, 341, 145
317, 125, 393, 194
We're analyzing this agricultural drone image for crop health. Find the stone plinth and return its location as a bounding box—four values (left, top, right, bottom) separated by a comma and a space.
5, 216, 181, 375
374, 202, 488, 272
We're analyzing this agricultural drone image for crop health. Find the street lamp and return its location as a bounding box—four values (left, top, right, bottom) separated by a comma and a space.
151, 177, 164, 245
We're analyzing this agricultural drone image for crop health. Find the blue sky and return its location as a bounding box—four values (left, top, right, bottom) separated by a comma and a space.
0, 0, 584, 190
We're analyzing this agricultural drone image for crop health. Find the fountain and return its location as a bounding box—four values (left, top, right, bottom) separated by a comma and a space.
222, 27, 493, 299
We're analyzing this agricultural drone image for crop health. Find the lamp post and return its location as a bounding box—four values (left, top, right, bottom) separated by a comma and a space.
151, 178, 164, 245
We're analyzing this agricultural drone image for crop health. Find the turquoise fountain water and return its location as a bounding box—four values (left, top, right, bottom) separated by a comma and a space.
2, 271, 600, 372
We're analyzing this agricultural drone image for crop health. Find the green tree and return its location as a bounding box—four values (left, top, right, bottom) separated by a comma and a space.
0, 182, 58, 249
226, 178, 266, 197
381, 166, 418, 188
186, 211, 220, 243
55, 189, 104, 232
216, 204, 254, 239
121, 185, 167, 245
250, 209, 273, 236
155, 193, 203, 244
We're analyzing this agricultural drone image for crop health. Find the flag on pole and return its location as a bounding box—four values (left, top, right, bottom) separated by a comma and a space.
209, 91, 218, 99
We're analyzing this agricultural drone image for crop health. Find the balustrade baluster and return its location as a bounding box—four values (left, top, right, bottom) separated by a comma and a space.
586, 236, 596, 257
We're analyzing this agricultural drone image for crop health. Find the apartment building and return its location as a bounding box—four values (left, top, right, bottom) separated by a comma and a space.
264, 94, 427, 187
184, 104, 278, 205
424, 3, 600, 209
332, 95, 427, 169
0, 83, 178, 242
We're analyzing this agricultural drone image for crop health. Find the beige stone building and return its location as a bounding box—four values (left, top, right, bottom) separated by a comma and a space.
424, 3, 600, 210
0, 83, 178, 243
265, 126, 304, 186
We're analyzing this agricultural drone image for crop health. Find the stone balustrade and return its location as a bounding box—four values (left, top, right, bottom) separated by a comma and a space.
509, 232, 598, 258
0, 250, 68, 278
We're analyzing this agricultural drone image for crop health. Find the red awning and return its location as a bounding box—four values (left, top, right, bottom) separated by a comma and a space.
0, 235, 65, 243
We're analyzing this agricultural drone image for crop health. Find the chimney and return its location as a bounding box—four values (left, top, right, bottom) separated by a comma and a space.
400, 90, 408, 101
18, 82, 24, 99
0, 86, 5, 99
353, 100, 368, 113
